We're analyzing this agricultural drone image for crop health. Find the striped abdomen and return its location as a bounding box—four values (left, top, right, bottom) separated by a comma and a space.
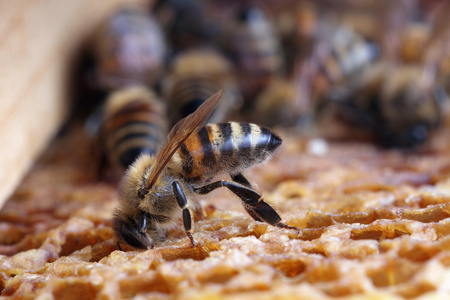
170, 122, 282, 182
101, 87, 167, 169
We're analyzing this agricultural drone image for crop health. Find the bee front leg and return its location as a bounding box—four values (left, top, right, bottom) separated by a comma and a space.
172, 181, 196, 247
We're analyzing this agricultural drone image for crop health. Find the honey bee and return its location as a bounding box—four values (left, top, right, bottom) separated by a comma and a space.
276, 19, 379, 130
164, 49, 241, 127
253, 77, 300, 127
378, 66, 445, 147
100, 86, 168, 170
222, 5, 284, 103
112, 90, 299, 249
320, 1, 450, 148
153, 0, 220, 55
323, 62, 446, 148
92, 5, 166, 91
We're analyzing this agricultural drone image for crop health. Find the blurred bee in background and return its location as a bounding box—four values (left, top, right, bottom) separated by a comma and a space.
398, 21, 431, 64
253, 2, 380, 130
310, 21, 379, 95
153, 0, 221, 57
100, 86, 168, 173
163, 49, 241, 127
274, 0, 320, 76
112, 90, 299, 249
220, 5, 284, 106
377, 66, 445, 147
253, 78, 298, 127
324, 63, 446, 147
319, 0, 449, 148
91, 5, 167, 91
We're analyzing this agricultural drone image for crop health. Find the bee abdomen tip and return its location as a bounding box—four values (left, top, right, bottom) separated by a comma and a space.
267, 133, 282, 151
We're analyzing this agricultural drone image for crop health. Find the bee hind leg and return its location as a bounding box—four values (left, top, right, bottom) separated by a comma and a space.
194, 179, 299, 232
172, 181, 196, 247
230, 173, 263, 222
230, 173, 252, 188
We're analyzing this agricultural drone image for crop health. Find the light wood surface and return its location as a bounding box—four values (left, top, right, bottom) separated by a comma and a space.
0, 0, 148, 210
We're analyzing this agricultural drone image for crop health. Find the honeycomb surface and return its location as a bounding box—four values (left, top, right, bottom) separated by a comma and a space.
1, 124, 450, 299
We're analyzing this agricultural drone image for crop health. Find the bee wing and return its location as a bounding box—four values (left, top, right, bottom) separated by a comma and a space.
143, 90, 223, 189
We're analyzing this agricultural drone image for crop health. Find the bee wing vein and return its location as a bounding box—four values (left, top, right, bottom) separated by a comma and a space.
144, 90, 223, 189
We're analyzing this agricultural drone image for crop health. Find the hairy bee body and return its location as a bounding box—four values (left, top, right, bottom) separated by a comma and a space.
114, 154, 199, 247
93, 6, 166, 90
101, 87, 168, 169
113, 121, 283, 249
165, 50, 240, 126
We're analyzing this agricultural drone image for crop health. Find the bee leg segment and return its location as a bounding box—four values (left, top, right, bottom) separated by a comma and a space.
172, 181, 196, 247
230, 173, 263, 222
195, 180, 299, 232
231, 173, 252, 188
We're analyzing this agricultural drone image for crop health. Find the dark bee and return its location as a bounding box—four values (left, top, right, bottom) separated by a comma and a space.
324, 63, 446, 148
320, 1, 450, 148
377, 66, 445, 147
112, 90, 298, 249
153, 0, 220, 55
92, 5, 166, 90
100, 86, 168, 170
262, 21, 379, 128
164, 49, 241, 127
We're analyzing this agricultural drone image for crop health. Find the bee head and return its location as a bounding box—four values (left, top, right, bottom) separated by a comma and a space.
112, 210, 153, 249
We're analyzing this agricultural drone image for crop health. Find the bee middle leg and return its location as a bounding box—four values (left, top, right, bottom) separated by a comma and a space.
194, 178, 299, 232
172, 181, 196, 247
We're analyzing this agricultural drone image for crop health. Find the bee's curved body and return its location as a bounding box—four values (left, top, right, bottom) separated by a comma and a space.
169, 122, 281, 183
101, 87, 168, 170
112, 91, 298, 249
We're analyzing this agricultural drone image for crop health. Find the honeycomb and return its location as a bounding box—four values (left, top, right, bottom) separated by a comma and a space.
1, 123, 450, 299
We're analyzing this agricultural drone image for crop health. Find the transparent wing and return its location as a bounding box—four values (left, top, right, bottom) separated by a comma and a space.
143, 90, 223, 190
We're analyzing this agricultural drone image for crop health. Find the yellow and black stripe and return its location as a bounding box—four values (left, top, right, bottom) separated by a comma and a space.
101, 88, 167, 169
171, 122, 281, 182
